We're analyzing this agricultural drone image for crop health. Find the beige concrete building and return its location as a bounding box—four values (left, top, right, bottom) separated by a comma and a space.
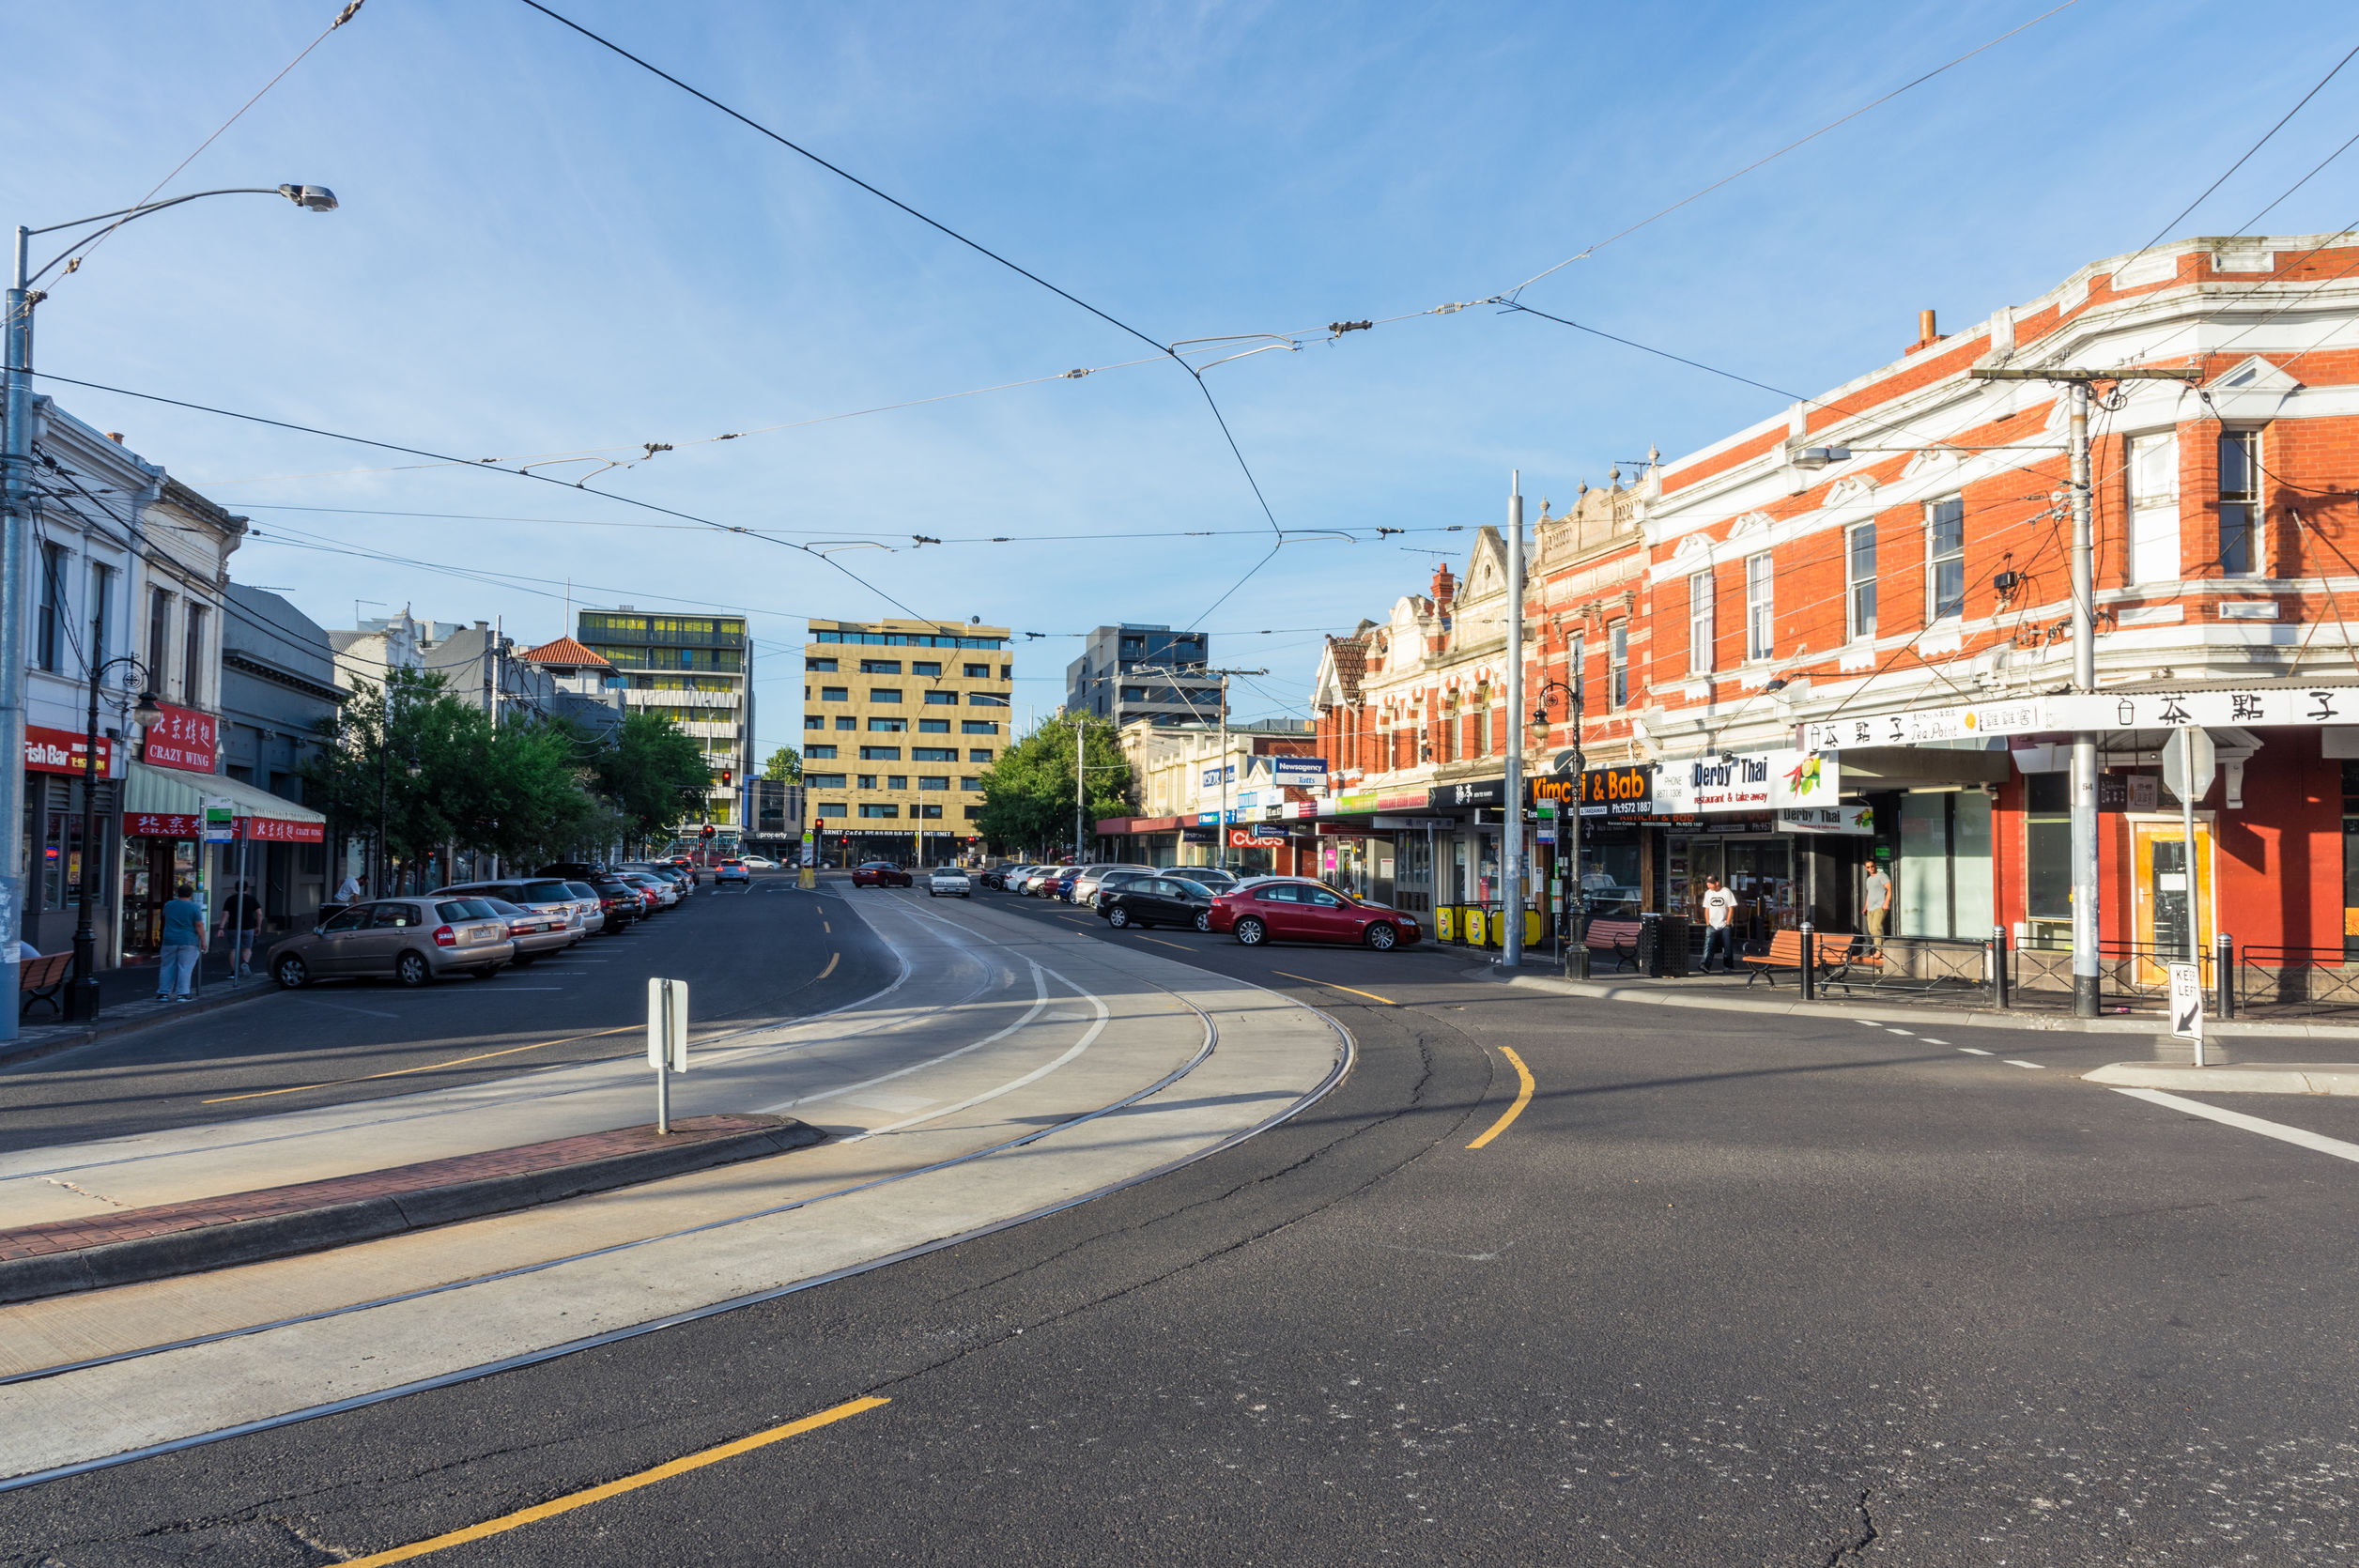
802, 618, 1012, 864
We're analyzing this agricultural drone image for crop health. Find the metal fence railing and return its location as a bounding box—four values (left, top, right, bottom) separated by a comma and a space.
2008, 939, 2212, 1006
1808, 931, 1995, 1005
2235, 946, 2359, 1011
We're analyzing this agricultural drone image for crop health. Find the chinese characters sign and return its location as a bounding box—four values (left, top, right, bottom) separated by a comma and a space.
1804, 688, 2359, 750
24, 725, 113, 777
125, 812, 323, 842
143, 704, 219, 773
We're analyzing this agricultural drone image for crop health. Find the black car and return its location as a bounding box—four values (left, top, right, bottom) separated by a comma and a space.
1098, 873, 1217, 932
536, 862, 607, 880
1089, 869, 1158, 909
583, 875, 645, 931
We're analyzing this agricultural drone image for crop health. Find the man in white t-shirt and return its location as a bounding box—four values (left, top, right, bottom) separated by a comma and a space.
1862, 861, 1893, 950
1699, 875, 1739, 973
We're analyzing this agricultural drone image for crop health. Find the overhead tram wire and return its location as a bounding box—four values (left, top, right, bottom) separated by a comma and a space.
513, 0, 1285, 541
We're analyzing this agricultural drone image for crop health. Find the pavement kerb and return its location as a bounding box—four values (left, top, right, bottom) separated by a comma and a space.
0, 1116, 825, 1306
0, 982, 281, 1071
2082, 1061, 2359, 1096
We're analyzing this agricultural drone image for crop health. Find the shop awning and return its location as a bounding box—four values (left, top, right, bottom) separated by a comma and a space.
123, 762, 328, 841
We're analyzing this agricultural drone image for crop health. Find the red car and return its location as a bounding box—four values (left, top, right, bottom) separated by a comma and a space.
1207, 879, 1422, 950
852, 861, 912, 888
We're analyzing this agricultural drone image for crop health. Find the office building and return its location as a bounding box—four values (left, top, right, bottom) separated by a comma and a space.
803, 617, 1011, 864
1064, 624, 1221, 727
576, 607, 752, 832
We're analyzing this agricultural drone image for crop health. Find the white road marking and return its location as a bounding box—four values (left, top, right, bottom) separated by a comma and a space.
2005, 1059, 2043, 1069
1887, 1028, 1914, 1036
2111, 1086, 2359, 1165
1921, 1038, 1949, 1045
300, 999, 399, 1020
1957, 1047, 1993, 1055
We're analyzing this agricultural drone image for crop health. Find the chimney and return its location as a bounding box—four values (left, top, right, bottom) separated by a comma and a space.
1430, 563, 1457, 613
105, 432, 125, 444
1908, 308, 1942, 355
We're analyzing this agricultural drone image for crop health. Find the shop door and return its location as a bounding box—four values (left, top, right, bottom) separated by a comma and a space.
2132, 821, 2214, 985
1725, 839, 1796, 938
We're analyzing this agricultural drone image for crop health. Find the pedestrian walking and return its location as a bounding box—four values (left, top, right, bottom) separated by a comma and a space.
334, 871, 362, 908
1862, 858, 1892, 952
223, 882, 263, 976
1699, 874, 1738, 973
156, 883, 206, 1002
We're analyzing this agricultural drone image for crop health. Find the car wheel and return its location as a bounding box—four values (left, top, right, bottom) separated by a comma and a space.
273, 953, 309, 990
1194, 911, 1211, 932
1364, 922, 1398, 951
1235, 916, 1267, 946
1108, 906, 1131, 928
395, 950, 432, 988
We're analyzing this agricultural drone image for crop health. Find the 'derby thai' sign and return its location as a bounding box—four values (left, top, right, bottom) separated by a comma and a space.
1654, 749, 1839, 815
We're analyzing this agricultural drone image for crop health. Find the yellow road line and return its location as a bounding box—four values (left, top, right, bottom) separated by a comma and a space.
817, 951, 839, 980
201, 1024, 639, 1104
1270, 970, 1397, 1006
342, 1396, 889, 1565
1466, 1046, 1534, 1149
1136, 935, 1194, 951
822, 919, 831, 933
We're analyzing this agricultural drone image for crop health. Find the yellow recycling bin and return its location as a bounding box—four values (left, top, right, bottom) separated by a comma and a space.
1464, 907, 1488, 948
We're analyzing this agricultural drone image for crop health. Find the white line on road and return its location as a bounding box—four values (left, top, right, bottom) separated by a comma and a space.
2111, 1086, 2359, 1164
2005, 1059, 2044, 1069
1957, 1047, 1993, 1055
1887, 1028, 1914, 1036
1921, 1038, 1949, 1045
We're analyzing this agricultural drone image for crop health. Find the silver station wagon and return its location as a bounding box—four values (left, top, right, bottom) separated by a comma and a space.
267, 897, 517, 989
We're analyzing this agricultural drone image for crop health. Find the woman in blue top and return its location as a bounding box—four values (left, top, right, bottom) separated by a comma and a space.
157, 884, 206, 1002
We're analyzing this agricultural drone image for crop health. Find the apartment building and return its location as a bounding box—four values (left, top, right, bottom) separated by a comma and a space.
576, 607, 752, 830
802, 617, 1011, 864
1064, 624, 1221, 726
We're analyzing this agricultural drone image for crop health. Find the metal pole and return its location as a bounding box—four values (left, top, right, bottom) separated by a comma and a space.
0, 226, 37, 1039
1217, 675, 1229, 873
1568, 679, 1587, 980
2067, 379, 2101, 1018
65, 652, 103, 1020
2182, 726, 2203, 1066
1503, 472, 1524, 968
655, 983, 671, 1136
1072, 716, 1084, 864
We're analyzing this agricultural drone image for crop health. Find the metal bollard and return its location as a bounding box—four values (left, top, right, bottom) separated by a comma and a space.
2213, 931, 2234, 1021
1991, 925, 2011, 1010
1800, 923, 1817, 1001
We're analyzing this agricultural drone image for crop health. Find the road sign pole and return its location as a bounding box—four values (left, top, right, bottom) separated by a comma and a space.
648, 976, 688, 1131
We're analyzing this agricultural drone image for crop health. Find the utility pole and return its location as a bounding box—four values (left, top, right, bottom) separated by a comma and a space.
1971, 364, 2199, 1016
1129, 664, 1266, 871
2, 231, 38, 1036
1503, 471, 1526, 968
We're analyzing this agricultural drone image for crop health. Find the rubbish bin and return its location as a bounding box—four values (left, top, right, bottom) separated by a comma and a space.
1637, 913, 1690, 977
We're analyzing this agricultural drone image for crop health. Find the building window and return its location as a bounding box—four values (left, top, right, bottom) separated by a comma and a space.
964, 663, 989, 678
1847, 521, 1878, 641
806, 773, 848, 790
870, 688, 902, 703
820, 685, 848, 702
805, 656, 838, 671
913, 746, 956, 761
87, 561, 113, 663
917, 803, 944, 819
2219, 430, 2259, 575
147, 589, 172, 694
859, 659, 901, 675
912, 661, 941, 676
1925, 497, 1965, 621
961, 776, 982, 791
1687, 570, 1713, 675
923, 690, 957, 705
967, 692, 1008, 707
868, 717, 907, 731
858, 804, 900, 819
834, 715, 856, 730
968, 747, 994, 762
182, 605, 207, 705
36, 543, 67, 673
2129, 431, 2181, 584
886, 775, 908, 790
857, 774, 877, 789
919, 717, 951, 733
962, 720, 999, 735
1745, 552, 1774, 661
806, 745, 838, 760
966, 805, 983, 819
1478, 705, 1492, 755
1609, 622, 1628, 709
1119, 686, 1148, 702
918, 776, 949, 792
816, 802, 846, 818
805, 715, 825, 730
859, 746, 902, 761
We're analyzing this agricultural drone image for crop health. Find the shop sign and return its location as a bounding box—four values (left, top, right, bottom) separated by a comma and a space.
1201, 763, 1237, 787
1581, 763, 1654, 819
1226, 825, 1289, 849
1777, 806, 1875, 836
24, 725, 112, 777
144, 704, 219, 773
1428, 776, 1509, 810
1804, 687, 2359, 751
1654, 749, 1839, 814
1370, 816, 1456, 829
242, 817, 326, 843
2097, 774, 2160, 812
202, 798, 237, 843
1267, 757, 1328, 783
1182, 825, 1217, 844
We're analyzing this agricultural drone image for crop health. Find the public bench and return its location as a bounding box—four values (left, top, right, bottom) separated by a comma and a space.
1580, 917, 1642, 972
18, 952, 72, 1018
1742, 930, 1883, 991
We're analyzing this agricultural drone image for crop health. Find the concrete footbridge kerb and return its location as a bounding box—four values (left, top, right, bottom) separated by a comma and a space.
0, 888, 1349, 1488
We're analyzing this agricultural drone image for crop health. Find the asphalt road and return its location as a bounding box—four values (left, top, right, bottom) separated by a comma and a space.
0, 872, 892, 1154
4, 883, 2354, 1564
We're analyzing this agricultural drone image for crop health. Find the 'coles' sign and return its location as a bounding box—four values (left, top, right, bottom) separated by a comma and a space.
144, 704, 219, 773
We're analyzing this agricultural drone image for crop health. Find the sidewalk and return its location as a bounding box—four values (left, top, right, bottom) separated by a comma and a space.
2, 947, 272, 1068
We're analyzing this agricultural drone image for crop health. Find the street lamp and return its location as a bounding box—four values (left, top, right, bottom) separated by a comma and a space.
1530, 677, 1584, 978
3, 181, 337, 1038
62, 660, 159, 1022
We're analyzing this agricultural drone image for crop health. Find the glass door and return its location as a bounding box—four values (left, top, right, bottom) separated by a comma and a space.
1724, 838, 1796, 937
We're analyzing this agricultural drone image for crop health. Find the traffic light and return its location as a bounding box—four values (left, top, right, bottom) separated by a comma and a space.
702, 824, 716, 839
720, 769, 732, 788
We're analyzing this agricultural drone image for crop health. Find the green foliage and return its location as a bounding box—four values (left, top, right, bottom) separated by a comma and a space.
977, 715, 1135, 855
763, 746, 802, 782
589, 711, 713, 848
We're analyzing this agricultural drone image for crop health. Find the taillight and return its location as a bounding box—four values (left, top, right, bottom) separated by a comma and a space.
433, 925, 457, 947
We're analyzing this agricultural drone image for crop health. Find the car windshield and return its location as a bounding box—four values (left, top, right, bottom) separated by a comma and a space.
436, 899, 498, 921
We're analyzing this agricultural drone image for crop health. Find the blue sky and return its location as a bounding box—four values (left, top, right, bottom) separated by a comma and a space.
8, 0, 2357, 759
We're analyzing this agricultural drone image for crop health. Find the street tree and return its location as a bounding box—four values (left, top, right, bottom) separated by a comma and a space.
977, 715, 1133, 856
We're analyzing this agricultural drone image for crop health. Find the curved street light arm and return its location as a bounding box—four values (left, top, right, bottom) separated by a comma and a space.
23, 185, 335, 288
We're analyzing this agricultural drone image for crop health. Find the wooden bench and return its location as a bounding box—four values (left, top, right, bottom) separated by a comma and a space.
1580, 917, 1642, 972
18, 952, 71, 1018
1742, 930, 1886, 991
1743, 929, 1812, 987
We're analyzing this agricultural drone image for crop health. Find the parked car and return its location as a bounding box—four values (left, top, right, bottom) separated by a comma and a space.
854, 861, 913, 888
715, 857, 750, 885
619, 871, 677, 910
1070, 864, 1151, 906
1166, 868, 1241, 897
1206, 879, 1423, 950
666, 855, 702, 887
978, 865, 1012, 890
624, 861, 693, 896
1098, 874, 1219, 932
267, 897, 515, 989
738, 853, 777, 869
1021, 867, 1063, 896
1050, 869, 1085, 902
535, 862, 607, 881
432, 877, 594, 954
1089, 869, 1157, 908
928, 867, 972, 899
473, 897, 578, 964
583, 876, 644, 932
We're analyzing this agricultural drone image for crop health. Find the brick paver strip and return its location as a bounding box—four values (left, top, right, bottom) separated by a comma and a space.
0, 1115, 785, 1262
